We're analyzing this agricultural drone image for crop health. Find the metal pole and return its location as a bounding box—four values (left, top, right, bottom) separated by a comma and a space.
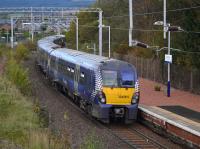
163, 0, 167, 39
129, 0, 133, 46
167, 24, 171, 97
6, 30, 9, 44
62, 8, 64, 18
108, 26, 111, 58
31, 7, 34, 42
99, 10, 103, 56
42, 7, 44, 22
11, 17, 14, 48
76, 17, 79, 51
94, 43, 96, 55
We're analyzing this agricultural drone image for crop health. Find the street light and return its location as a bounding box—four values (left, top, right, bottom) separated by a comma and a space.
102, 24, 111, 58
154, 21, 184, 97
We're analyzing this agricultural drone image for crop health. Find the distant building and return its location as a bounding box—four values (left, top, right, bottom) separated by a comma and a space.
0, 23, 11, 31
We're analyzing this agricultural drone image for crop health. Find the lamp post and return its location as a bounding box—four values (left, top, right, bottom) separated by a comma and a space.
102, 25, 111, 58
154, 21, 183, 97
10, 17, 14, 48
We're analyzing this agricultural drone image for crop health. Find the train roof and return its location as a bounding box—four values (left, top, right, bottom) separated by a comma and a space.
38, 35, 134, 70
37, 35, 65, 53
51, 48, 110, 69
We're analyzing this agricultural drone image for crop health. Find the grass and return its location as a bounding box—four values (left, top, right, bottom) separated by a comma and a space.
0, 76, 39, 146
0, 49, 2, 57
80, 131, 104, 149
0, 76, 70, 148
0, 43, 70, 148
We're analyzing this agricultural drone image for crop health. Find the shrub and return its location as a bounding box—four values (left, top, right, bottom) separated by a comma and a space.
154, 85, 161, 91
5, 58, 31, 96
15, 43, 29, 62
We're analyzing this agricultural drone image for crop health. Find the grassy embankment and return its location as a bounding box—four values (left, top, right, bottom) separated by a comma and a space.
0, 43, 104, 149
0, 44, 70, 149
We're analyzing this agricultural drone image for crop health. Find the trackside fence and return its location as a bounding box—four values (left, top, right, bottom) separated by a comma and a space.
113, 53, 200, 95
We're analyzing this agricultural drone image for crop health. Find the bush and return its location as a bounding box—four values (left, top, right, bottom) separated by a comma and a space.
15, 43, 29, 62
5, 58, 31, 96
154, 85, 161, 91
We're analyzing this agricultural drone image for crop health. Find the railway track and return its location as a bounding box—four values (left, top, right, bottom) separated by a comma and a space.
107, 124, 168, 149
55, 87, 168, 149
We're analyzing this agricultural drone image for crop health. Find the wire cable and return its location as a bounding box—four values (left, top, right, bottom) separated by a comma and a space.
103, 5, 200, 19
79, 25, 200, 34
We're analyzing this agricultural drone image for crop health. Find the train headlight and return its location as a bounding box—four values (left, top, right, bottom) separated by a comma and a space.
132, 80, 140, 104
98, 91, 106, 104
100, 97, 106, 103
132, 92, 140, 104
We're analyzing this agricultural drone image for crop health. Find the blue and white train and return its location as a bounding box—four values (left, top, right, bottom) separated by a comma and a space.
37, 35, 140, 123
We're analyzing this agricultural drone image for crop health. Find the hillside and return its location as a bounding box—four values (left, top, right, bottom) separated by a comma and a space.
66, 0, 200, 69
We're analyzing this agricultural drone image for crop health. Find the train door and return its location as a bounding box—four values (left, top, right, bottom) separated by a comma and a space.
74, 64, 80, 95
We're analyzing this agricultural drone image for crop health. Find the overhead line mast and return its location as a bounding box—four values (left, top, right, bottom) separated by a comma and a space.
129, 0, 133, 47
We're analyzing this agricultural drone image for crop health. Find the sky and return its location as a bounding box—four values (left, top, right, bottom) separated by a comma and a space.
0, 0, 95, 7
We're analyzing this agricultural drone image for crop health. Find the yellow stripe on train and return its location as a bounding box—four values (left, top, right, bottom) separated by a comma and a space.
103, 87, 135, 105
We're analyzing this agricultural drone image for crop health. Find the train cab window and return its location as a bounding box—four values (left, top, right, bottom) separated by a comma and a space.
102, 70, 118, 87
120, 70, 134, 87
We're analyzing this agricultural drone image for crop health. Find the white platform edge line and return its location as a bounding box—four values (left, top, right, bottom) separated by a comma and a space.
139, 106, 200, 137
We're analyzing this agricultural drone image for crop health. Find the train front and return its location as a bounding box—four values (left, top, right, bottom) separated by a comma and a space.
94, 60, 140, 124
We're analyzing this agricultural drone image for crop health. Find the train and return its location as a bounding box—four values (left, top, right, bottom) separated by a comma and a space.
37, 35, 140, 124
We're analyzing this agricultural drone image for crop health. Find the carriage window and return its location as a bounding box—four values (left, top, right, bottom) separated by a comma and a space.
71, 68, 74, 73
80, 72, 85, 78
102, 70, 118, 87
67, 67, 70, 71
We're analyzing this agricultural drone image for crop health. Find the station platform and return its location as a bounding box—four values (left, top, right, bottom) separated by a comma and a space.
138, 78, 200, 148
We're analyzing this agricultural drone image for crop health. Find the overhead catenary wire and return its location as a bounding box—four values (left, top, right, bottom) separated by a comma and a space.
79, 25, 200, 34
103, 5, 200, 19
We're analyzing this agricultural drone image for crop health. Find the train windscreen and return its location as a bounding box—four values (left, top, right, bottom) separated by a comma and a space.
102, 70, 118, 87
120, 70, 135, 87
